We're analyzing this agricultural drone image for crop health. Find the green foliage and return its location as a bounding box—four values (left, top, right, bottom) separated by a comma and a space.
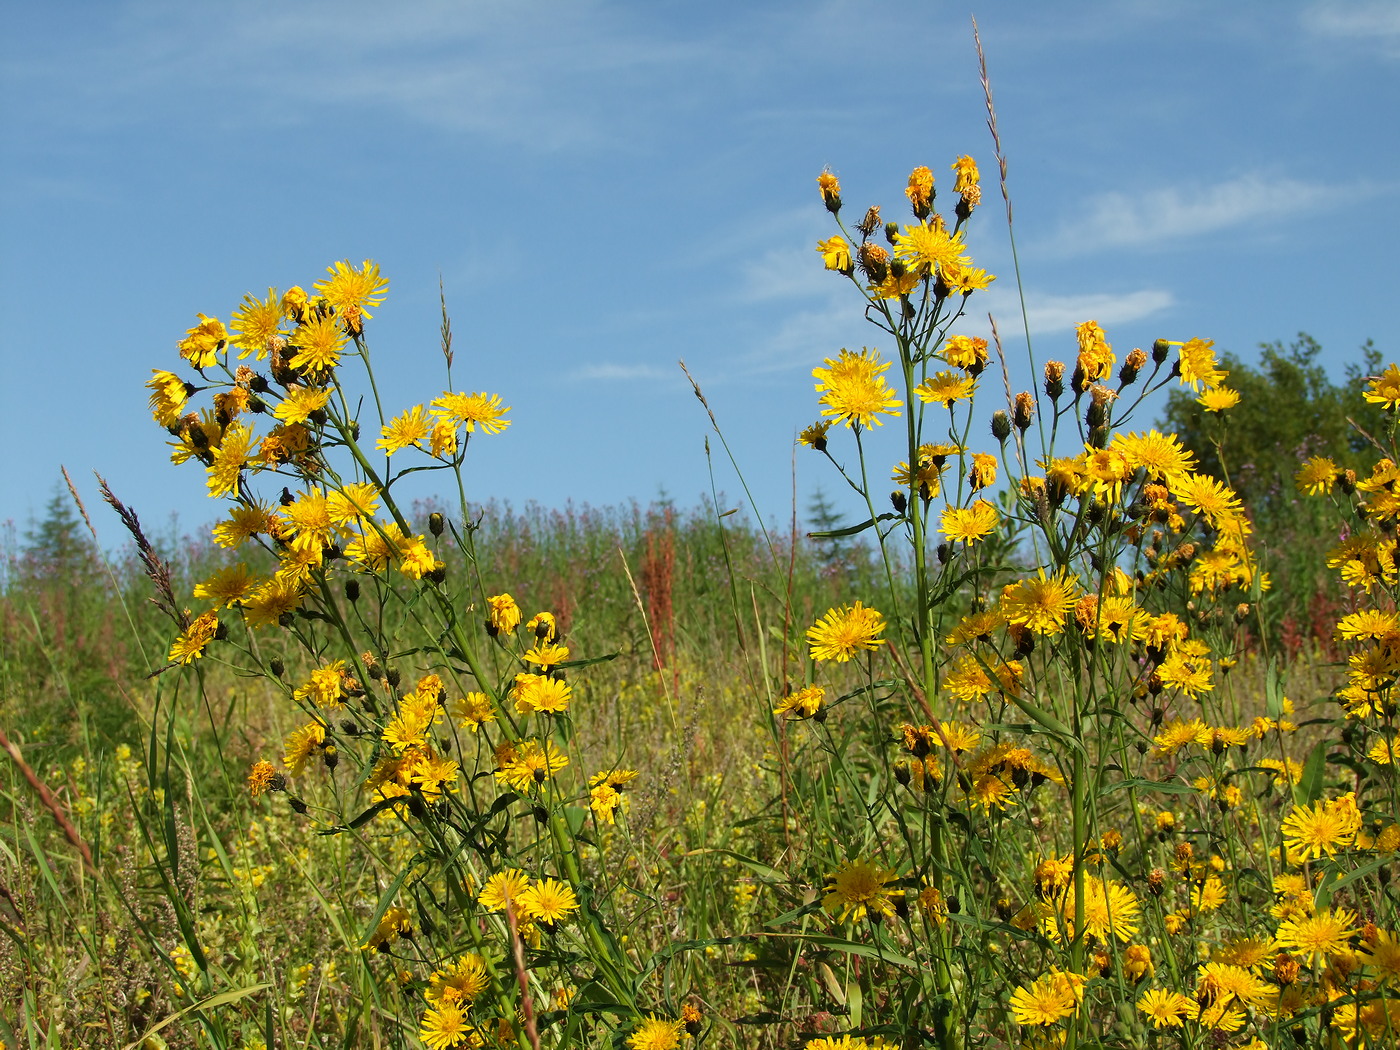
1159, 333, 1385, 643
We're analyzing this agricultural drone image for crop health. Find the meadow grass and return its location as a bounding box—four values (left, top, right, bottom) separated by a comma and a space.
3, 104, 1400, 1050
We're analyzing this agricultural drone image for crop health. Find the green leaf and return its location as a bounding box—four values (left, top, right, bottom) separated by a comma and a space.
809, 514, 898, 540
1100, 778, 1198, 798
779, 934, 918, 969
683, 848, 781, 882
316, 794, 408, 835
1298, 739, 1329, 805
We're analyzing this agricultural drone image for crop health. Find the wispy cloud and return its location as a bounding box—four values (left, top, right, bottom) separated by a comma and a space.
1050, 173, 1329, 254
1303, 1, 1400, 55
571, 362, 675, 382
983, 288, 1175, 337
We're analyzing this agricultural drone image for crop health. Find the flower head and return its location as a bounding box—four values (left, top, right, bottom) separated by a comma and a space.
178, 314, 227, 368
628, 1016, 683, 1050
231, 288, 286, 359
807, 601, 886, 662
822, 858, 898, 922
813, 348, 902, 429
315, 260, 389, 325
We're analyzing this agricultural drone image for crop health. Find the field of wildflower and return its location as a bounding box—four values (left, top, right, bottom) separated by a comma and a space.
6, 75, 1400, 1050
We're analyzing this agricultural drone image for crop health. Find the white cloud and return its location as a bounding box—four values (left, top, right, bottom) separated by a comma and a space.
981, 288, 1175, 337
1303, 1, 1400, 54
1053, 173, 1327, 254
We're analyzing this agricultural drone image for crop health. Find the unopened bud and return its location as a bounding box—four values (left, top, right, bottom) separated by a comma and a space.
891, 490, 907, 515
345, 579, 360, 603
429, 512, 445, 537
269, 658, 285, 679
1151, 338, 1171, 364
991, 410, 1011, 442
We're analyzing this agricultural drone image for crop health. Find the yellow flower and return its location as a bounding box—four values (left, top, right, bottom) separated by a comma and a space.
1009, 970, 1083, 1026
478, 869, 530, 912
283, 721, 326, 776
378, 405, 432, 454
773, 684, 825, 719
1198, 386, 1240, 412
274, 384, 332, 425
1075, 320, 1114, 381
1276, 907, 1359, 966
169, 611, 220, 664
419, 1002, 474, 1050
1280, 792, 1362, 862
806, 601, 886, 662
426, 954, 489, 1006
940, 500, 999, 544
449, 692, 495, 732
822, 858, 898, 922
798, 420, 831, 450
486, 593, 521, 634
246, 759, 282, 797
999, 571, 1080, 636
178, 313, 227, 368
494, 739, 569, 791
287, 313, 347, 374
627, 1016, 683, 1050
812, 347, 902, 429
941, 334, 988, 372
511, 672, 572, 714
969, 451, 997, 490
905, 165, 934, 214
315, 259, 389, 323
231, 288, 285, 359
527, 611, 558, 641
1296, 455, 1340, 495
1136, 987, 1193, 1028
193, 563, 254, 609
951, 154, 980, 196
816, 169, 841, 209
1176, 337, 1227, 390
1365, 363, 1400, 409
892, 222, 970, 277
147, 370, 190, 427
432, 391, 511, 434
519, 878, 579, 925
1111, 430, 1196, 482
914, 371, 977, 407
816, 235, 852, 273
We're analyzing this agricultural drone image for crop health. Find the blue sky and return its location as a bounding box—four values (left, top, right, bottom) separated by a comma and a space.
3, 0, 1397, 547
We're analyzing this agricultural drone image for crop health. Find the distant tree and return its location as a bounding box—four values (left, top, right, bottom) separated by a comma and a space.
21, 485, 97, 581
807, 486, 847, 564
1158, 333, 1385, 646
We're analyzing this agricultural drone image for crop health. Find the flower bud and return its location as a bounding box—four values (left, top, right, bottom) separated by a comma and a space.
890, 490, 907, 515
991, 410, 1011, 442
269, 658, 285, 679
345, 579, 360, 603
884, 221, 900, 245
1119, 347, 1147, 385
429, 512, 445, 537
1044, 360, 1065, 401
